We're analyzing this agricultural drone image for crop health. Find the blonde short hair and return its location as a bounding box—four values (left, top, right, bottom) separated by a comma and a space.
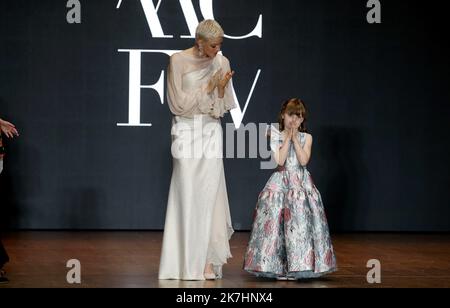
195, 19, 224, 41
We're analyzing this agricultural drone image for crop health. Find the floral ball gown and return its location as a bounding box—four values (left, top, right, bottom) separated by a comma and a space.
243, 128, 337, 279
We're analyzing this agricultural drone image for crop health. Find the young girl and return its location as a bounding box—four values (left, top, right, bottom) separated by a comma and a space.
243, 98, 337, 280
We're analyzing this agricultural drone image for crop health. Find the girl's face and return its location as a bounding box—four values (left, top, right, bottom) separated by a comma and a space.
283, 112, 303, 130
199, 37, 223, 58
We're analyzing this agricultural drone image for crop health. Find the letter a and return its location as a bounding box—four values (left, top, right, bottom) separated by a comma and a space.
66, 0, 81, 24
366, 0, 381, 24
66, 259, 81, 284
366, 259, 381, 284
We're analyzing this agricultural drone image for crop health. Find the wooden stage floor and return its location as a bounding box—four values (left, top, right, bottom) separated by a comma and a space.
0, 231, 449, 288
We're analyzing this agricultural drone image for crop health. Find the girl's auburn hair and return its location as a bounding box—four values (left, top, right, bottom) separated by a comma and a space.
277, 98, 308, 132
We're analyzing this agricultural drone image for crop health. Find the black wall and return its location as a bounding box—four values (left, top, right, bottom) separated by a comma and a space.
1, 0, 449, 231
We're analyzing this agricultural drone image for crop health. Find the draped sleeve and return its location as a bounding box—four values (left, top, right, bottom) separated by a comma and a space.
166, 53, 209, 116
197, 55, 237, 118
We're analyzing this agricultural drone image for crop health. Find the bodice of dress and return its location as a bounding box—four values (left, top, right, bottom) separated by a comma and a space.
282, 132, 307, 171
181, 59, 218, 92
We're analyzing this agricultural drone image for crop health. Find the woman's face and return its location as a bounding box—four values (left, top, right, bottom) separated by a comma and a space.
199, 37, 223, 58
283, 112, 303, 130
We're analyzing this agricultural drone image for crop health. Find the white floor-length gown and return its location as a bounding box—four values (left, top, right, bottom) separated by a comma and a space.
158, 50, 236, 280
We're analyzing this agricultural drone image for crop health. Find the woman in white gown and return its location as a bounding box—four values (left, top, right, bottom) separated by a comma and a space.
158, 20, 236, 280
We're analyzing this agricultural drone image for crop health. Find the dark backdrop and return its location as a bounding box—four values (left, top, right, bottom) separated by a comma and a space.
1, 0, 449, 231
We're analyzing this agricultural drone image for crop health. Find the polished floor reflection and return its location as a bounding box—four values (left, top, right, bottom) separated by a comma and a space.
1, 231, 449, 288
